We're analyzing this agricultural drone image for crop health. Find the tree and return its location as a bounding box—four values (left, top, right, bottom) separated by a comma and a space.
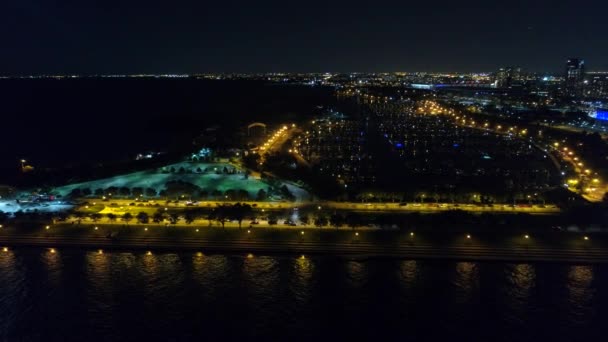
184, 210, 198, 224
345, 213, 361, 230
90, 213, 102, 222
132, 187, 144, 197
229, 203, 253, 229
224, 189, 235, 201
82, 188, 92, 196
122, 212, 133, 224
146, 188, 157, 197
13, 210, 24, 220
119, 187, 131, 197
178, 167, 186, 174
107, 213, 117, 222
206, 211, 216, 227
214, 205, 229, 228
314, 215, 328, 228
299, 214, 310, 225
211, 189, 222, 199
152, 211, 165, 223
94, 188, 104, 196
237, 189, 250, 201
136, 212, 149, 224
105, 186, 118, 196
73, 211, 86, 221
280, 185, 296, 201
164, 180, 201, 199
69, 188, 82, 198
169, 212, 180, 224
0, 211, 8, 224
256, 189, 267, 201
330, 214, 344, 228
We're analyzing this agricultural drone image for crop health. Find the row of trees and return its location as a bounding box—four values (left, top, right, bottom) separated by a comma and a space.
102, 203, 255, 229
70, 187, 158, 198
69, 182, 296, 202
160, 165, 241, 175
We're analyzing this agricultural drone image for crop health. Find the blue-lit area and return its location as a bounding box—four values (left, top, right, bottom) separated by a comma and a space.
596, 109, 608, 121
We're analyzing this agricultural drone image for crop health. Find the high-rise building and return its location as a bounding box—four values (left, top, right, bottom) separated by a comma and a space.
564, 58, 585, 97
585, 72, 608, 99
494, 67, 522, 88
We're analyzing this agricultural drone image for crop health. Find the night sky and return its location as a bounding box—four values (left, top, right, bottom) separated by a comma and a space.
2, 0, 607, 74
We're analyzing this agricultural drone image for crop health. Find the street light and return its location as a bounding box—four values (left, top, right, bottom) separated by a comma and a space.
524, 234, 529, 239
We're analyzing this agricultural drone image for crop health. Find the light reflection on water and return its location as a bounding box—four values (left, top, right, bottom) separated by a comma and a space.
0, 249, 605, 341
567, 265, 596, 322
400, 260, 418, 288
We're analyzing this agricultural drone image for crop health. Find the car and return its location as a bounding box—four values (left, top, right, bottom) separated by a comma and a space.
399, 202, 408, 206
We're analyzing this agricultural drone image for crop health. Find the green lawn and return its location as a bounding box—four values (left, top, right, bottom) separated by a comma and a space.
54, 162, 310, 201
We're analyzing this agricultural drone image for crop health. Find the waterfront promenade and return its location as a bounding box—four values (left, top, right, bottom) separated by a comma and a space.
1, 223, 606, 263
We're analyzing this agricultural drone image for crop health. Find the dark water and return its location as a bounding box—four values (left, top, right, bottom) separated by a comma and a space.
0, 249, 605, 341
0, 79, 334, 169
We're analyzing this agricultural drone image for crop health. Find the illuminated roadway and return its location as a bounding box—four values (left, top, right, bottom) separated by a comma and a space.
87, 198, 560, 215
1, 234, 605, 263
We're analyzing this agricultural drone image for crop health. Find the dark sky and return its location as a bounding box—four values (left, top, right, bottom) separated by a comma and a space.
1, 0, 607, 74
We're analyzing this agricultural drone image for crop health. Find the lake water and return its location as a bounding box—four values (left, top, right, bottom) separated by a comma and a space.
0, 249, 605, 341
0, 78, 334, 171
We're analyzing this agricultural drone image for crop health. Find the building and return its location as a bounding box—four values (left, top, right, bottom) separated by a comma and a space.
565, 58, 585, 97
494, 67, 522, 88
585, 72, 608, 99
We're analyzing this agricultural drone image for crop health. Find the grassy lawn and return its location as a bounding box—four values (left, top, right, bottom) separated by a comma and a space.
54, 161, 310, 201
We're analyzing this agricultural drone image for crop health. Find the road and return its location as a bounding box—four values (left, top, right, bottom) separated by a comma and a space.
88, 198, 560, 215
1, 234, 606, 263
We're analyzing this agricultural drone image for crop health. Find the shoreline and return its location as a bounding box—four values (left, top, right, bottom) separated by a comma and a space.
2, 234, 608, 264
